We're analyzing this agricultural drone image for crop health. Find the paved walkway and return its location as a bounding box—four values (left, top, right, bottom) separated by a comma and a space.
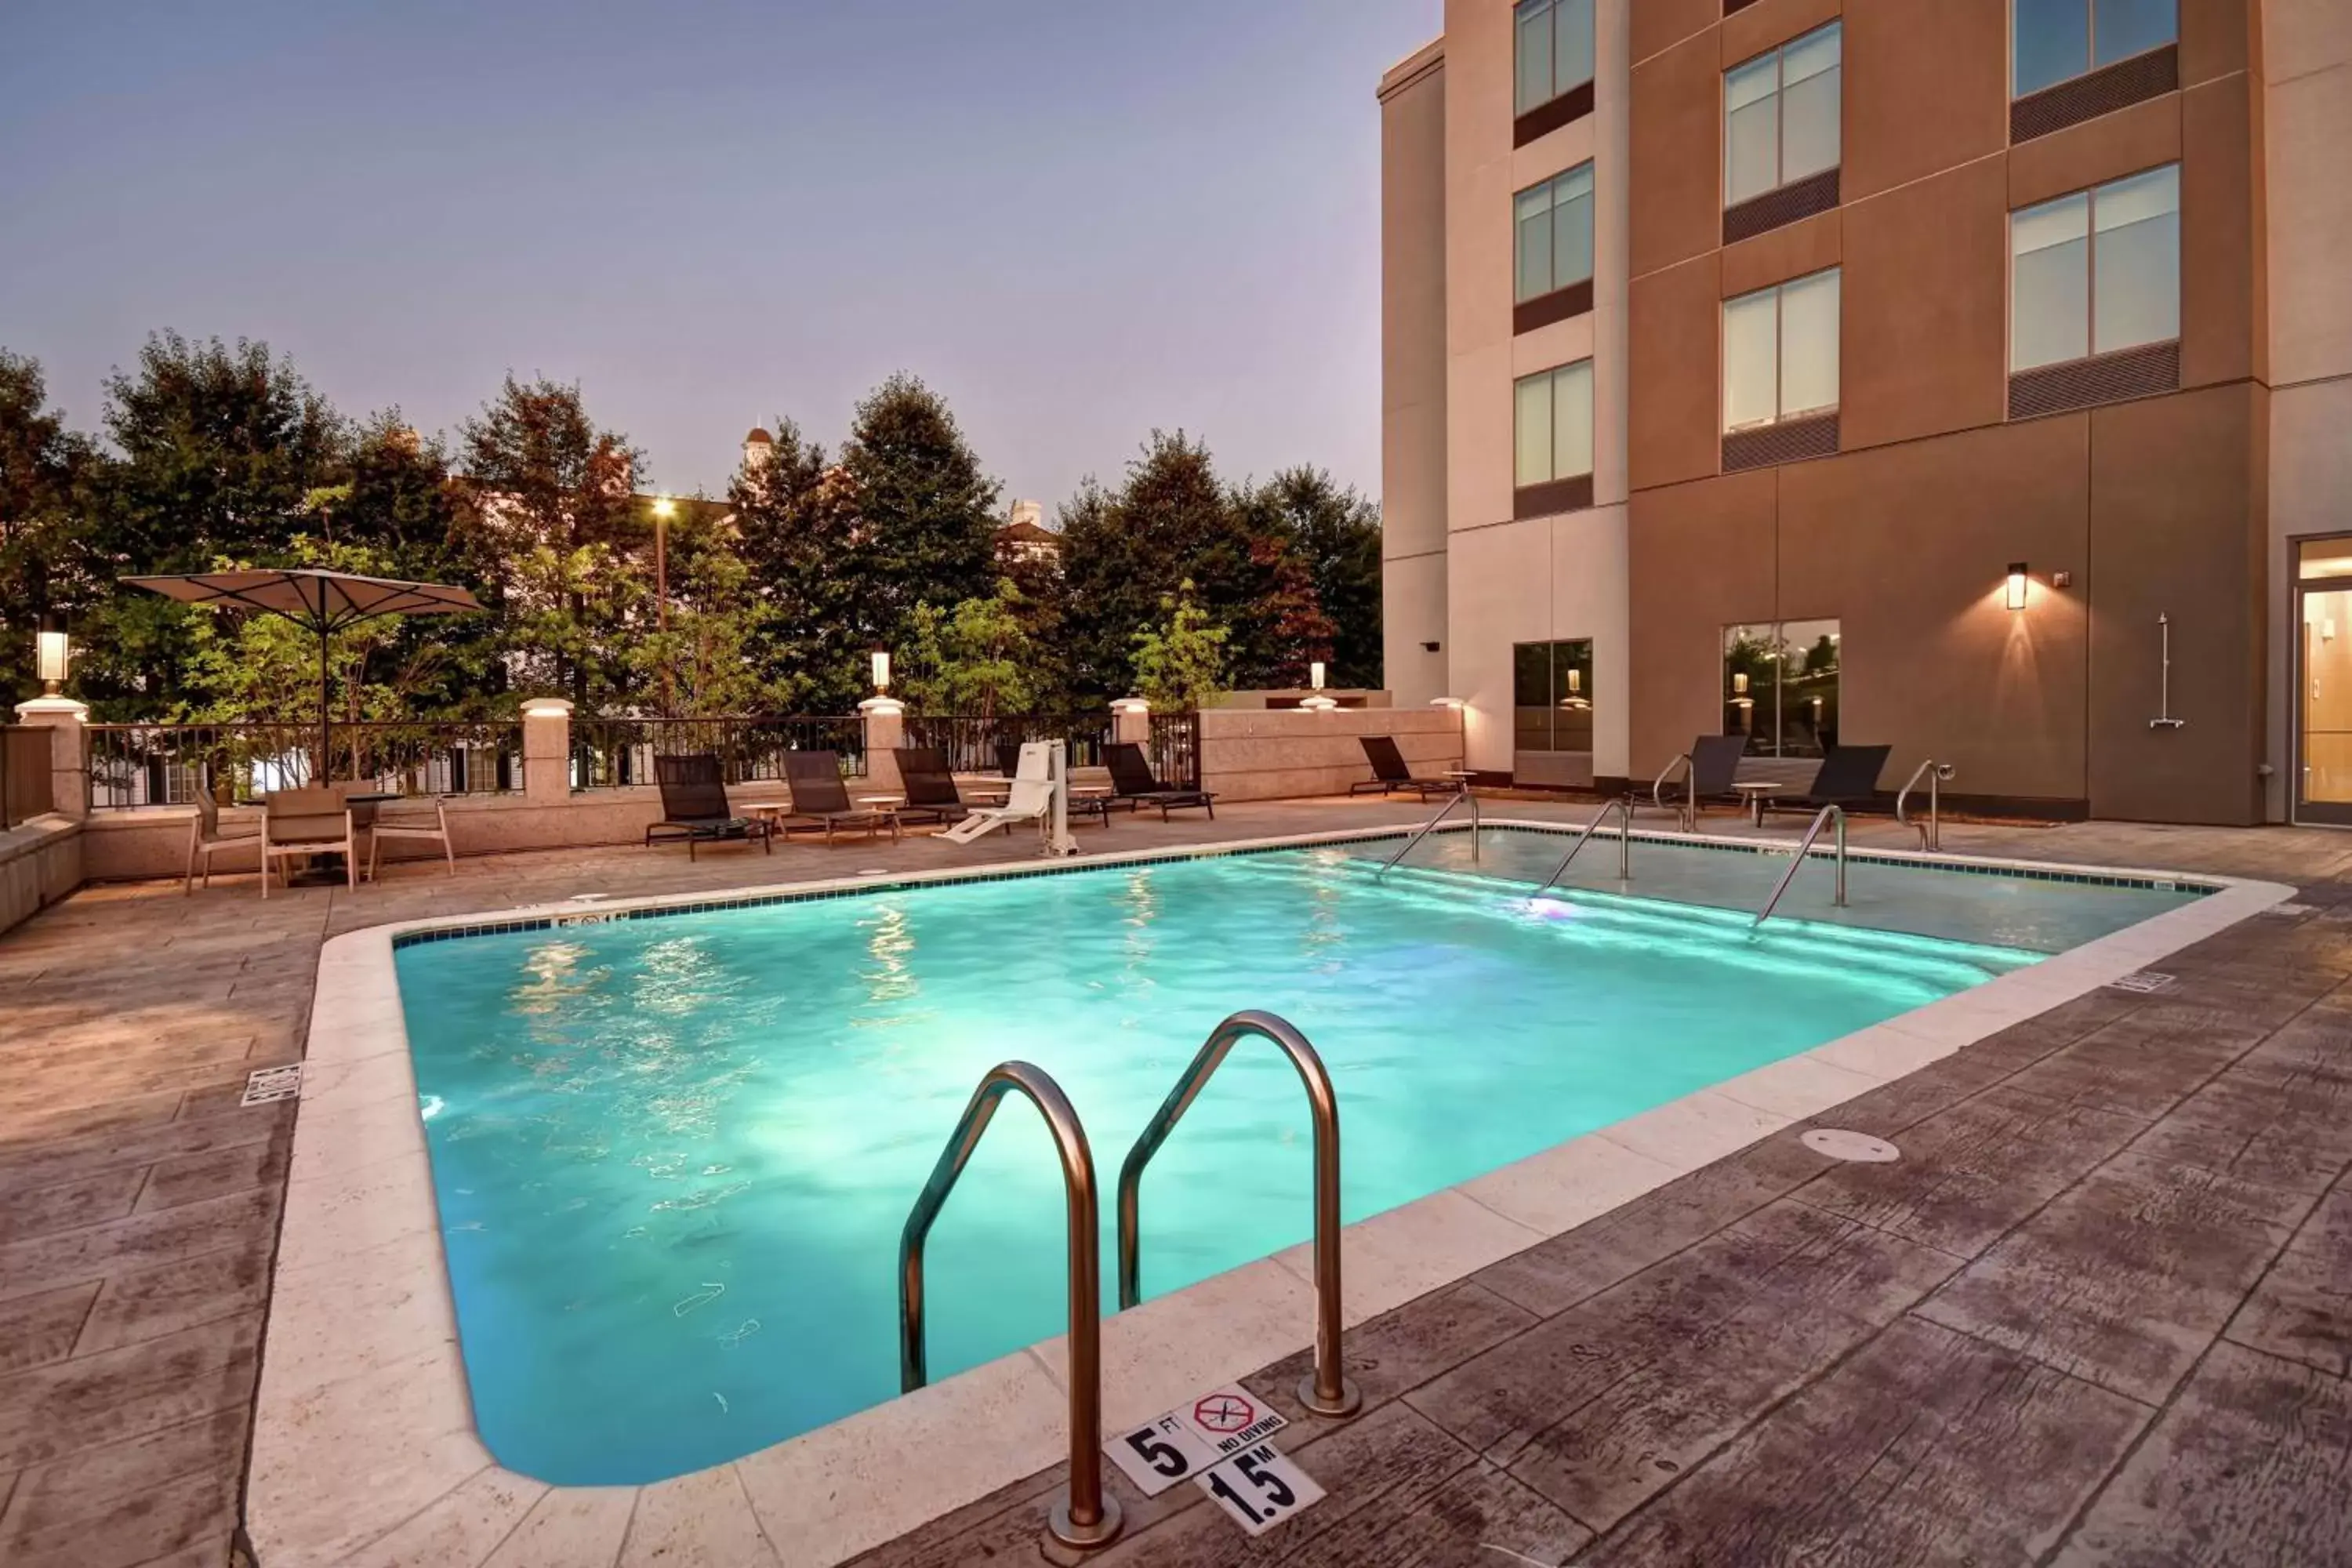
1, 798, 2348, 1567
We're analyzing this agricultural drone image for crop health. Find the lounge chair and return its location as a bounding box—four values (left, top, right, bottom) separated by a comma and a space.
940, 741, 1053, 844
1780, 744, 1893, 813
184, 790, 260, 893
260, 786, 358, 898
367, 800, 456, 881
1348, 735, 1457, 799
1646, 734, 1751, 830
892, 746, 972, 829
646, 754, 775, 859
779, 750, 898, 844
993, 739, 1023, 779
1106, 742, 1216, 820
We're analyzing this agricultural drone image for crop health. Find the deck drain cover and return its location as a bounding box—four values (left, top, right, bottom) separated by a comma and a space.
2108, 971, 2176, 994
241, 1064, 303, 1107
1802, 1129, 1899, 1163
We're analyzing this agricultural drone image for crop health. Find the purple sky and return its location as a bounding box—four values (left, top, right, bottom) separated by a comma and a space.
0, 0, 1442, 510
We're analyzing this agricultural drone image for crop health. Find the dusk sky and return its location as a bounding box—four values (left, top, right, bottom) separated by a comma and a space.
1, 0, 1443, 513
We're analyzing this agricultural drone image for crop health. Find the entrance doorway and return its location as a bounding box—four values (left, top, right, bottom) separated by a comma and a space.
2296, 536, 2352, 826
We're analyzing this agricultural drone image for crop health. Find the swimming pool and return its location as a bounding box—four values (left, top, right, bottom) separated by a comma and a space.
390, 828, 2198, 1486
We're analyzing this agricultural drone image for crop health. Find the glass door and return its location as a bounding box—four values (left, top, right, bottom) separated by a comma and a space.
2296, 537, 2352, 826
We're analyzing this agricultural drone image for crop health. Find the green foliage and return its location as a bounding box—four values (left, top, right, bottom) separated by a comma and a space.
840, 373, 1000, 649
899, 579, 1040, 718
0, 351, 100, 703
1130, 579, 1228, 712
729, 419, 869, 710
1256, 466, 1381, 688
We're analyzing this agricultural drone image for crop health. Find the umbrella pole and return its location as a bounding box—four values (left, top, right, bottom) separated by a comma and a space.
318, 617, 332, 786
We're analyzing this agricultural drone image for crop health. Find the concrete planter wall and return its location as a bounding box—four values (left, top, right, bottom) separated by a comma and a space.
1197, 706, 1465, 802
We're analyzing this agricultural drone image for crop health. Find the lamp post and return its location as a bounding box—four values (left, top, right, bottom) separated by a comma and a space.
35, 612, 68, 697
652, 495, 676, 631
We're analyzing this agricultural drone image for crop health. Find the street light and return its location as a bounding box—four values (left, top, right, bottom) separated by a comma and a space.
652, 495, 677, 631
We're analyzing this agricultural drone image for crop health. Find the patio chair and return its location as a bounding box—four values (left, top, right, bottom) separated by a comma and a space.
892, 746, 971, 829
1348, 735, 1455, 799
940, 742, 1053, 844
184, 790, 261, 894
779, 750, 898, 845
260, 786, 358, 898
1645, 734, 1751, 830
1106, 742, 1217, 820
366, 799, 456, 881
646, 754, 775, 860
1780, 744, 1893, 813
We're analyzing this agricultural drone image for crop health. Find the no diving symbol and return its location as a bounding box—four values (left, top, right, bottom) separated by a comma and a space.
1193, 1392, 1257, 1435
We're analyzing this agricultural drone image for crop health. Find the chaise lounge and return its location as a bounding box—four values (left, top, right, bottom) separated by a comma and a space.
1779, 744, 1893, 814
647, 753, 774, 859
1105, 742, 1216, 820
1348, 735, 1457, 800
891, 746, 972, 829
778, 750, 898, 844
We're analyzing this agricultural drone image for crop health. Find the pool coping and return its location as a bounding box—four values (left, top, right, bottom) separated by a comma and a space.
247, 822, 2294, 1567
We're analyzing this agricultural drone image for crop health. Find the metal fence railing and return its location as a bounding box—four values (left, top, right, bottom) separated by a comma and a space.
1149, 710, 1202, 789
569, 715, 866, 789
901, 713, 1115, 776
2, 727, 55, 828
84, 721, 525, 810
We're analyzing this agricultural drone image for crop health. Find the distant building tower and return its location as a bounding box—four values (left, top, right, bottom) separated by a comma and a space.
742, 426, 775, 476
995, 499, 1062, 568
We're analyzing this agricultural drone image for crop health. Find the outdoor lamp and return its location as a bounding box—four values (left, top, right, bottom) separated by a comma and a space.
652, 495, 677, 520
35, 613, 67, 696
2006, 562, 2031, 611
1566, 668, 1582, 696
869, 644, 891, 693
1732, 672, 1749, 696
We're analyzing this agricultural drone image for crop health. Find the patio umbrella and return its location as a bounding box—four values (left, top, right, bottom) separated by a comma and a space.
121, 568, 485, 782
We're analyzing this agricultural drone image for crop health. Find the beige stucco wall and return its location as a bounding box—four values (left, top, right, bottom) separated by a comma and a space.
1382, 40, 1451, 707
1197, 707, 1465, 802
2263, 0, 2352, 822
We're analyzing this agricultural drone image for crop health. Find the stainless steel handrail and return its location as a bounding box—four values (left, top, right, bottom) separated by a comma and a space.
1895, 759, 1955, 851
1652, 751, 1696, 833
901, 1062, 1121, 1550
1755, 804, 1847, 924
1533, 795, 1632, 896
1374, 782, 1480, 878
1116, 1011, 1362, 1418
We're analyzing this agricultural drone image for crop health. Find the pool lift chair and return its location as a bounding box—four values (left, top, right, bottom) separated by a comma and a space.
938, 740, 1080, 854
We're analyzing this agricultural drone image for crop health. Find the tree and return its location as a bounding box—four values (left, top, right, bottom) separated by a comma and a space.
1257, 467, 1381, 688
839, 374, 1000, 650
730, 419, 869, 710
898, 578, 1040, 719
1130, 579, 1228, 711
629, 506, 779, 717
459, 376, 643, 707
0, 352, 99, 704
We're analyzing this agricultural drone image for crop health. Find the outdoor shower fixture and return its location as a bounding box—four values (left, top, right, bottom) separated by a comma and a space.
2151, 613, 2187, 730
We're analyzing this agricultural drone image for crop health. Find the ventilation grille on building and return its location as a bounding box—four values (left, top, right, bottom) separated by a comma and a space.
1722, 412, 1839, 472
1515, 279, 1595, 336
2011, 45, 2178, 143
2007, 340, 2180, 419
1513, 473, 1595, 520
1514, 80, 1596, 148
1724, 0, 1762, 13
1723, 167, 1840, 246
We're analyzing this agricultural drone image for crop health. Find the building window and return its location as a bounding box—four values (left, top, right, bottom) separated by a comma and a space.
2013, 0, 2175, 97
1725, 22, 1841, 209
1515, 164, 1595, 305
1513, 639, 1595, 755
1515, 0, 1595, 118
1723, 269, 1838, 432
1514, 361, 1595, 515
1724, 621, 1839, 757
2010, 165, 2178, 372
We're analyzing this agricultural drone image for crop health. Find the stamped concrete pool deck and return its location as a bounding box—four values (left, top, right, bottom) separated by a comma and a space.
2, 799, 2349, 1567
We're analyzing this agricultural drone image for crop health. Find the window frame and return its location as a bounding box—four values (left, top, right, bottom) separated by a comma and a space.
2006, 163, 2180, 374
1514, 0, 1597, 119
1513, 162, 1597, 306
1512, 637, 1596, 755
1721, 267, 1841, 434
2010, 0, 2178, 100
1513, 358, 1597, 488
1722, 620, 1841, 759
1722, 20, 1842, 210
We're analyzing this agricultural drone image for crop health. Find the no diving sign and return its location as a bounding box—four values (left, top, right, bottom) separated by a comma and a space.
1104, 1384, 1323, 1536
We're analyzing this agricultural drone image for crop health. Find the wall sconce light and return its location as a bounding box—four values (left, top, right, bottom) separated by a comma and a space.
35, 612, 68, 696
869, 644, 891, 693
1421, 640, 1441, 654
2006, 561, 2031, 612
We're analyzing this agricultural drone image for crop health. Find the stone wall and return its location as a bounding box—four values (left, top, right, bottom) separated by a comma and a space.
0, 815, 82, 937
1196, 707, 1465, 802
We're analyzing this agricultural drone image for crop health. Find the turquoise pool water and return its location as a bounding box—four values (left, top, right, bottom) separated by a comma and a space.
391, 834, 2165, 1485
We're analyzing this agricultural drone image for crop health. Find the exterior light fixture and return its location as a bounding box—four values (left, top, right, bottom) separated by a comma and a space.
1732, 672, 1749, 696
652, 495, 677, 520
1309, 659, 1327, 691
1428, 695, 1465, 709
1566, 668, 1582, 696
2006, 561, 2031, 611
35, 612, 68, 696
869, 644, 891, 693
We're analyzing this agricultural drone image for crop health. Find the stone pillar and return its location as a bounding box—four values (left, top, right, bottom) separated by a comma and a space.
860, 697, 906, 797
1110, 697, 1150, 749
13, 696, 89, 822
521, 699, 573, 806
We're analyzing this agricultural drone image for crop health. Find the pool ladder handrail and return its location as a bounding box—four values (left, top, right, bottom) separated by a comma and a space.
1533, 794, 1633, 897
1652, 752, 1697, 834
1116, 1010, 1362, 1418
1755, 804, 1848, 924
1895, 759, 1956, 851
899, 1061, 1122, 1551
1374, 781, 1480, 879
